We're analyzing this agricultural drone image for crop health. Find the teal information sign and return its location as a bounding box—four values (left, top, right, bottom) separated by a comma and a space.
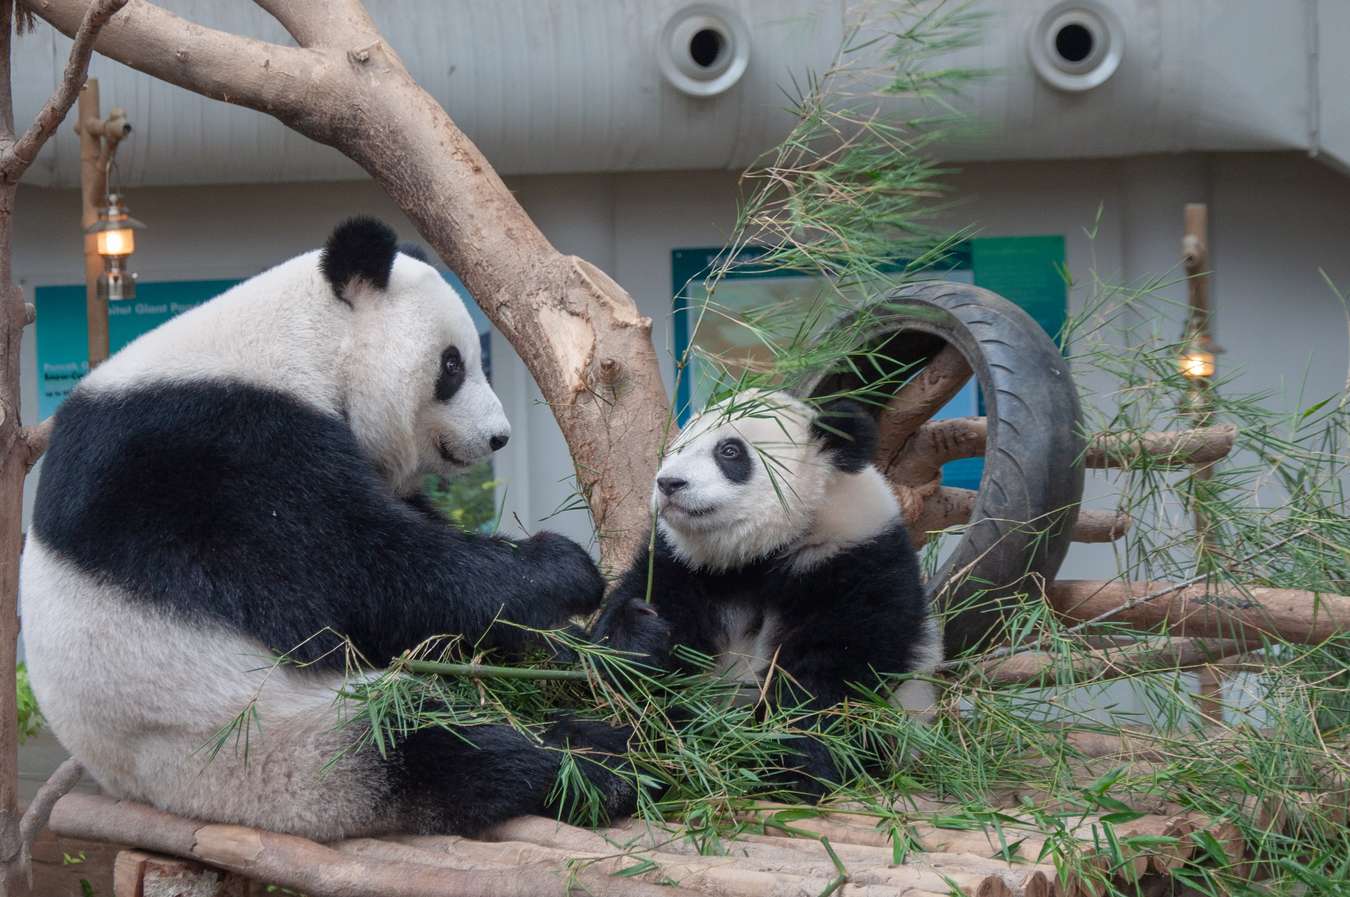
34, 280, 239, 420
35, 271, 491, 421
671, 236, 1066, 489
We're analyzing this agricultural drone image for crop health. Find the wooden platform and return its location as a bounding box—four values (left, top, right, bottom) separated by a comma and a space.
48, 792, 1250, 897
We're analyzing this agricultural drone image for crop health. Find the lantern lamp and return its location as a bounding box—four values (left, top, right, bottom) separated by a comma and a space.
1178, 348, 1216, 380
85, 193, 145, 301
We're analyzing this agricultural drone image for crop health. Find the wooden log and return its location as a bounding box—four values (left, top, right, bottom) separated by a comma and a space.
482, 816, 1058, 897
976, 637, 1252, 686
345, 835, 956, 897
908, 486, 1128, 545
1046, 580, 1350, 643
877, 344, 973, 477
114, 849, 247, 897
891, 417, 1237, 486
49, 793, 695, 897
1088, 425, 1235, 470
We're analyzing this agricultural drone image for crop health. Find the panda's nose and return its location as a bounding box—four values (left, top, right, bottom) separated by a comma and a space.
657, 476, 687, 497
489, 432, 510, 452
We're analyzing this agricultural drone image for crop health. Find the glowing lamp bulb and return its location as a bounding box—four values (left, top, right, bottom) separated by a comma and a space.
96, 226, 134, 257
1179, 349, 1216, 380
85, 193, 145, 261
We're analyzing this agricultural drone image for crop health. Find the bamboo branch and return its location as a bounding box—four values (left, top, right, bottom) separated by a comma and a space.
1046, 580, 1350, 644
402, 659, 590, 682
0, 0, 127, 181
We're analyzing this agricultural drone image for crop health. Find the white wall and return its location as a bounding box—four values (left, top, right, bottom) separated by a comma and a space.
15, 152, 1350, 577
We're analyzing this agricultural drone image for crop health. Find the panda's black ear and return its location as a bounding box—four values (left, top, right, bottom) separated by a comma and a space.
398, 242, 430, 263
320, 217, 399, 299
810, 398, 878, 473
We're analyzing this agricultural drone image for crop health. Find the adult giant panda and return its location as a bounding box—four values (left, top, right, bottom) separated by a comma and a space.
592, 390, 941, 796
21, 218, 636, 839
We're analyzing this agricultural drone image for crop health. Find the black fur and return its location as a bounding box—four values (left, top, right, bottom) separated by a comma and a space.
592, 522, 928, 799
810, 398, 878, 473
33, 381, 605, 667
320, 216, 400, 297
714, 437, 753, 483
392, 717, 637, 834
33, 378, 636, 834
434, 346, 466, 403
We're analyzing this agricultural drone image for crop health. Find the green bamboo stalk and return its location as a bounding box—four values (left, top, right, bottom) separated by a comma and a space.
403, 658, 591, 682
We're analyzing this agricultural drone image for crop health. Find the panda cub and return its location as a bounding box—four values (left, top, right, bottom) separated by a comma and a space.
592, 390, 940, 794
22, 218, 635, 839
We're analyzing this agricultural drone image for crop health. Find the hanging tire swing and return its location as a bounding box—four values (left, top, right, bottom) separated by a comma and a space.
797, 282, 1085, 655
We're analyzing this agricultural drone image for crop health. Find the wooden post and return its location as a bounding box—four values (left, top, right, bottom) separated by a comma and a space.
114, 850, 249, 897
74, 80, 129, 370
76, 80, 106, 368
1181, 203, 1224, 723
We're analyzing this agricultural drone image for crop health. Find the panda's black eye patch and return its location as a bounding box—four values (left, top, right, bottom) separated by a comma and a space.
435, 346, 466, 402
714, 437, 752, 483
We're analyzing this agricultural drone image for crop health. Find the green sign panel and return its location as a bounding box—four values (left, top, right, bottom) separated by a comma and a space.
34, 272, 491, 421
671, 236, 1066, 489
34, 280, 240, 420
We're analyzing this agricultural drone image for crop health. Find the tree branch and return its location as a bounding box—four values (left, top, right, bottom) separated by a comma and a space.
0, 0, 127, 182
9, 759, 83, 883
20, 0, 331, 128
1046, 579, 1350, 644
892, 417, 1239, 487
975, 637, 1253, 686
906, 485, 1128, 545
251, 0, 377, 50
877, 344, 972, 479
18, 420, 51, 471
28, 0, 673, 569
1086, 424, 1237, 469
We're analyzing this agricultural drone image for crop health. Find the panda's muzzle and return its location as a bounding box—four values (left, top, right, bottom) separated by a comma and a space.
659, 496, 717, 519
437, 439, 471, 467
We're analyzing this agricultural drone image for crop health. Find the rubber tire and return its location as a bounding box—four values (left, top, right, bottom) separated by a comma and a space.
797, 281, 1085, 655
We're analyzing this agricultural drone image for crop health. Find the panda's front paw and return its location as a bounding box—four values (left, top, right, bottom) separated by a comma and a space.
591, 595, 672, 669
522, 531, 605, 618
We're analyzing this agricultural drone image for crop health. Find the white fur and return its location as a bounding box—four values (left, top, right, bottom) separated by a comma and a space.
21, 247, 510, 836
657, 391, 942, 718
790, 466, 902, 573
20, 538, 393, 840
714, 605, 782, 705
891, 613, 943, 722
656, 392, 902, 573
656, 393, 826, 572
83, 250, 507, 495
